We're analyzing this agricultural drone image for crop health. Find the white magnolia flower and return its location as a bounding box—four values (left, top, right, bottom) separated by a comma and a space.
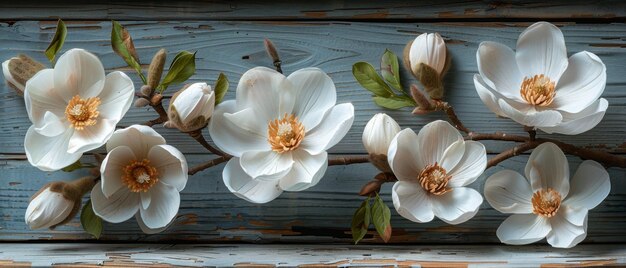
387, 120, 487, 224
475, 21, 608, 135
209, 67, 354, 203
91, 125, 188, 234
24, 48, 135, 171
362, 113, 401, 156
485, 142, 610, 248
25, 186, 75, 229
165, 82, 215, 132
408, 33, 447, 77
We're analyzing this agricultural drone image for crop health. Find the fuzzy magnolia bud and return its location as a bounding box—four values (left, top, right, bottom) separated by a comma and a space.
134, 98, 150, 108
147, 49, 166, 90
166, 82, 215, 132
404, 33, 450, 100
140, 85, 153, 97
25, 177, 96, 230
2, 54, 45, 95
363, 113, 401, 173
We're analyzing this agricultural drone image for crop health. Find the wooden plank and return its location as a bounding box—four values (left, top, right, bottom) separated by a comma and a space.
0, 1, 625, 21
0, 243, 624, 267
1, 21, 625, 155
1, 155, 625, 243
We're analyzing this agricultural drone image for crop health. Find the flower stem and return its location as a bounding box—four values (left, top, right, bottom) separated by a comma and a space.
187, 130, 227, 156
188, 155, 232, 176
264, 38, 282, 74
486, 142, 538, 168
328, 156, 370, 166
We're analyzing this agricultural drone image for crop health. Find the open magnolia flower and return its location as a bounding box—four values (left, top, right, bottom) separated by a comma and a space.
485, 142, 610, 248
387, 120, 487, 224
91, 125, 188, 234
209, 67, 354, 203
24, 48, 134, 171
475, 21, 608, 135
165, 82, 215, 132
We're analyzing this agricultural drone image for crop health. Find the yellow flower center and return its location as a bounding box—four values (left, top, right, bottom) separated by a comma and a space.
268, 113, 305, 153
417, 163, 452, 195
520, 74, 556, 106
65, 95, 101, 130
122, 159, 159, 192
531, 188, 562, 218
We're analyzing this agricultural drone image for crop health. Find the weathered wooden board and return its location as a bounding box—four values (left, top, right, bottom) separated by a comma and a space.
0, 243, 625, 267
1, 1, 625, 21
1, 21, 625, 155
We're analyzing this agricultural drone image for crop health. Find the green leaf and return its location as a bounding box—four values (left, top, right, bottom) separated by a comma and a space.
80, 199, 103, 239
352, 62, 393, 97
371, 194, 392, 243
61, 160, 83, 172
373, 96, 415, 110
159, 51, 196, 92
214, 72, 229, 105
351, 197, 371, 244
44, 19, 67, 63
111, 20, 146, 84
381, 49, 402, 90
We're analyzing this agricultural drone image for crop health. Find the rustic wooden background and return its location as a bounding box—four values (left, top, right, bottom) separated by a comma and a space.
1, 1, 625, 247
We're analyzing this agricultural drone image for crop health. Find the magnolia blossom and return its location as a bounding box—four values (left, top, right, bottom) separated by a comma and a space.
362, 113, 401, 156
485, 142, 610, 248
91, 125, 188, 234
209, 67, 354, 203
25, 187, 75, 229
387, 120, 487, 224
407, 33, 447, 77
165, 82, 215, 132
23, 48, 134, 171
474, 21, 608, 135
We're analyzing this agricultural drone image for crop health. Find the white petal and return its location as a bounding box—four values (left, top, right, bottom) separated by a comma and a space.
139, 182, 180, 229
140, 191, 151, 210
300, 103, 354, 155
235, 66, 294, 121
200, 92, 216, 120
288, 67, 337, 130
558, 205, 588, 227
222, 158, 283, 204
223, 107, 268, 139
67, 118, 116, 154
24, 69, 67, 129
547, 209, 588, 248
439, 140, 465, 172
106, 125, 165, 158
550, 51, 606, 114
498, 99, 563, 127
474, 74, 506, 117
33, 111, 66, 137
173, 83, 205, 123
476, 41, 524, 100
525, 142, 570, 197
416, 120, 463, 168
136, 213, 172, 234
409, 33, 447, 75
515, 22, 568, 82
431, 187, 483, 225
97, 71, 134, 121
564, 160, 610, 210
24, 126, 81, 171
208, 100, 269, 157
391, 181, 434, 223
100, 145, 136, 198
239, 150, 293, 181
279, 150, 328, 191
2, 58, 24, 91
362, 113, 401, 156
484, 170, 533, 214
148, 145, 188, 191
448, 141, 487, 187
540, 98, 608, 135
25, 188, 74, 229
91, 181, 139, 223
387, 128, 421, 181
53, 48, 106, 101
496, 214, 551, 245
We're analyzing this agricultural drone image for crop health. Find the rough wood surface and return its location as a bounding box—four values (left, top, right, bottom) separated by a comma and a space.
1, 1, 625, 21
0, 243, 625, 267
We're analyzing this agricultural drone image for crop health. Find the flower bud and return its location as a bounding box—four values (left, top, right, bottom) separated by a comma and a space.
404, 33, 449, 100
166, 82, 215, 132
25, 177, 96, 229
147, 49, 166, 90
140, 85, 153, 97
2, 54, 45, 96
363, 114, 400, 173
134, 98, 150, 108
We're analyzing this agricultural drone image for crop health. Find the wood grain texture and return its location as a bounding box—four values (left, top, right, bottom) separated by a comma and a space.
0, 1, 625, 21
0, 243, 624, 267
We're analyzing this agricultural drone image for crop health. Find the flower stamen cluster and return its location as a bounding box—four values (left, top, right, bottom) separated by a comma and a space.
65, 95, 101, 130
520, 74, 556, 106
268, 113, 305, 153
418, 163, 452, 195
123, 159, 159, 192
531, 188, 562, 217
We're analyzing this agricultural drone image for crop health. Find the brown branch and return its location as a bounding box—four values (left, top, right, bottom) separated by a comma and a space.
188, 155, 232, 176
487, 142, 539, 168
144, 102, 168, 127
467, 132, 529, 143
328, 156, 370, 166
187, 129, 228, 156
